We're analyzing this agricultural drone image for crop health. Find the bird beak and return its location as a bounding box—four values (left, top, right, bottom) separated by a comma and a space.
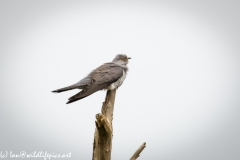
128, 57, 131, 59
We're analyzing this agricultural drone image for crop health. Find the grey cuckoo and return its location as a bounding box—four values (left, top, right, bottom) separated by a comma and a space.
52, 54, 131, 104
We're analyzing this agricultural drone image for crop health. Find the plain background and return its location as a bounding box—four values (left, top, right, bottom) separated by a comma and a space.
0, 0, 240, 159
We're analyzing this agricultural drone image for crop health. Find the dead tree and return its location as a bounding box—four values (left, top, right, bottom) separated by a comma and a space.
92, 89, 116, 160
92, 89, 146, 160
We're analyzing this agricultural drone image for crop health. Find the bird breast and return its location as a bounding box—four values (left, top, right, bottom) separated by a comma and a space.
107, 70, 126, 90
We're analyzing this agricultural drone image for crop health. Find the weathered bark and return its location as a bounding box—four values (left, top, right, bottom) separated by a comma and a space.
92, 89, 116, 160
130, 142, 146, 160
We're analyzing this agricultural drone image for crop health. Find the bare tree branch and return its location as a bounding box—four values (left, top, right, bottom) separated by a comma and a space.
92, 89, 146, 160
92, 89, 116, 160
130, 142, 146, 160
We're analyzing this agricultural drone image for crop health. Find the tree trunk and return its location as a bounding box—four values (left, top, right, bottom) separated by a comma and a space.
92, 89, 116, 160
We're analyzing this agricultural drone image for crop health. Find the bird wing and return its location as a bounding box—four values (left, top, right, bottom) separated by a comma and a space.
90, 62, 124, 85
66, 63, 123, 104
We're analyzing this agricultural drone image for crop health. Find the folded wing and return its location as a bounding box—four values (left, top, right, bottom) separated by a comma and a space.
66, 63, 123, 104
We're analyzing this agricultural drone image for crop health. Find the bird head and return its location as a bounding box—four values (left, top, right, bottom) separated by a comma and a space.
112, 54, 131, 65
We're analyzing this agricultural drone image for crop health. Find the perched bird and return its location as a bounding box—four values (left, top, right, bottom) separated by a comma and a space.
52, 54, 131, 104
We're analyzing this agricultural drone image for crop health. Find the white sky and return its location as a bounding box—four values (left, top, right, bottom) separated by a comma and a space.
1, 0, 240, 160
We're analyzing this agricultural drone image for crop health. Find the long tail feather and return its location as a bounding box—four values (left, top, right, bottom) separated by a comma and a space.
66, 96, 87, 104
52, 85, 78, 93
